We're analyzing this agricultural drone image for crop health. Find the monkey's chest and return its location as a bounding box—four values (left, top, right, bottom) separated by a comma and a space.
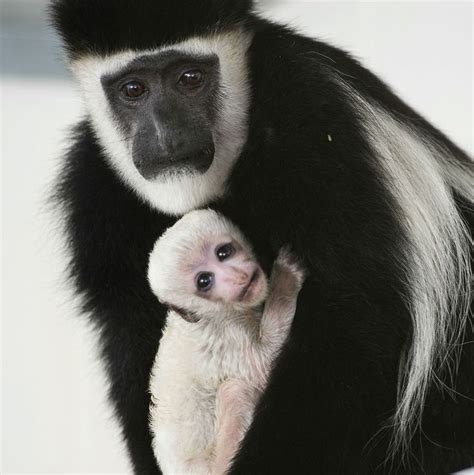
193, 334, 259, 386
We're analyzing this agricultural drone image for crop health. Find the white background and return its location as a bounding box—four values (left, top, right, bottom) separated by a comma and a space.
1, 1, 473, 473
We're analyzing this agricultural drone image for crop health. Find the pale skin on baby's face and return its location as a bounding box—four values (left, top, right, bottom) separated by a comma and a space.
185, 234, 266, 309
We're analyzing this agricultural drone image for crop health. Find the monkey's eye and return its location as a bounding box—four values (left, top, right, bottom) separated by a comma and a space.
196, 272, 214, 292
178, 69, 204, 88
121, 80, 147, 99
216, 243, 235, 262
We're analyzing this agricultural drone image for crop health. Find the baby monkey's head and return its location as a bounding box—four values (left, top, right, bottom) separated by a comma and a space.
148, 209, 268, 320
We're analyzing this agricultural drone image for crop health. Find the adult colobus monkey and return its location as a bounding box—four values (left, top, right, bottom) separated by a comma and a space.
50, 0, 474, 473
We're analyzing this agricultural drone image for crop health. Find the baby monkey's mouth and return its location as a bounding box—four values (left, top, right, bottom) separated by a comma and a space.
239, 269, 260, 302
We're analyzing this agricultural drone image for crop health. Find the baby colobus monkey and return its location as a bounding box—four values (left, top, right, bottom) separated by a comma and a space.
147, 209, 305, 475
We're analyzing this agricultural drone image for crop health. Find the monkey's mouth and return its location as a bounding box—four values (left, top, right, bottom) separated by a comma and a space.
239, 269, 260, 302
133, 146, 215, 180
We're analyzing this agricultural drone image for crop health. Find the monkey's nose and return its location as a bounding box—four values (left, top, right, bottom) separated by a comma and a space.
236, 274, 250, 286
228, 267, 250, 286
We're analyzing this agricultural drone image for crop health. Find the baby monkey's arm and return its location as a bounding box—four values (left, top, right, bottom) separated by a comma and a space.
212, 249, 305, 474
212, 380, 258, 475
259, 247, 306, 352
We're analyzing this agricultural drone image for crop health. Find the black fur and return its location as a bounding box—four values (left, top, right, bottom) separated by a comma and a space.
50, 0, 252, 59
52, 2, 474, 473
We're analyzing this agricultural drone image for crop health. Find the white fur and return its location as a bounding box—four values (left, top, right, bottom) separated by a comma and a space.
149, 312, 261, 475
338, 80, 473, 458
148, 209, 260, 318
212, 379, 258, 475
70, 30, 253, 216
148, 212, 304, 474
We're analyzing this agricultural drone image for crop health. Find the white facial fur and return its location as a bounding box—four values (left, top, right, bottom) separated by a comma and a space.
148, 209, 268, 319
71, 29, 253, 216
182, 235, 264, 304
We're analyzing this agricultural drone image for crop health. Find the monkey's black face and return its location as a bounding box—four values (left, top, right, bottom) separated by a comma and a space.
72, 31, 250, 214
101, 51, 220, 180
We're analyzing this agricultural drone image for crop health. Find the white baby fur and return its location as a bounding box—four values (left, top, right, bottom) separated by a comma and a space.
147, 210, 302, 474
148, 209, 258, 318
70, 29, 252, 216
149, 311, 260, 475
339, 80, 473, 460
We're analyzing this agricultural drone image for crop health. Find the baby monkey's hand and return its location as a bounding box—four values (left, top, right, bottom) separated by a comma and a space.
259, 246, 306, 349
270, 246, 306, 296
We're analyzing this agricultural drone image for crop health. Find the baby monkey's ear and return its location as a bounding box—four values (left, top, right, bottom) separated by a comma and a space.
168, 304, 201, 324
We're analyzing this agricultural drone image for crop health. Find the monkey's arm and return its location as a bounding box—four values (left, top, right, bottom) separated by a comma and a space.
213, 380, 258, 475
258, 248, 306, 353
150, 314, 215, 475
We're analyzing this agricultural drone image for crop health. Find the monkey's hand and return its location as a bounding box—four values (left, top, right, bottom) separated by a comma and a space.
270, 246, 306, 296
258, 247, 306, 353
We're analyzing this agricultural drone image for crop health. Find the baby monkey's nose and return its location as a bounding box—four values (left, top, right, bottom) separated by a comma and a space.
229, 267, 250, 286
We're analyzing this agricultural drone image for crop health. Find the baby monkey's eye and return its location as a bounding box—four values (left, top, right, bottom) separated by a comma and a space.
216, 243, 235, 261
196, 272, 214, 292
